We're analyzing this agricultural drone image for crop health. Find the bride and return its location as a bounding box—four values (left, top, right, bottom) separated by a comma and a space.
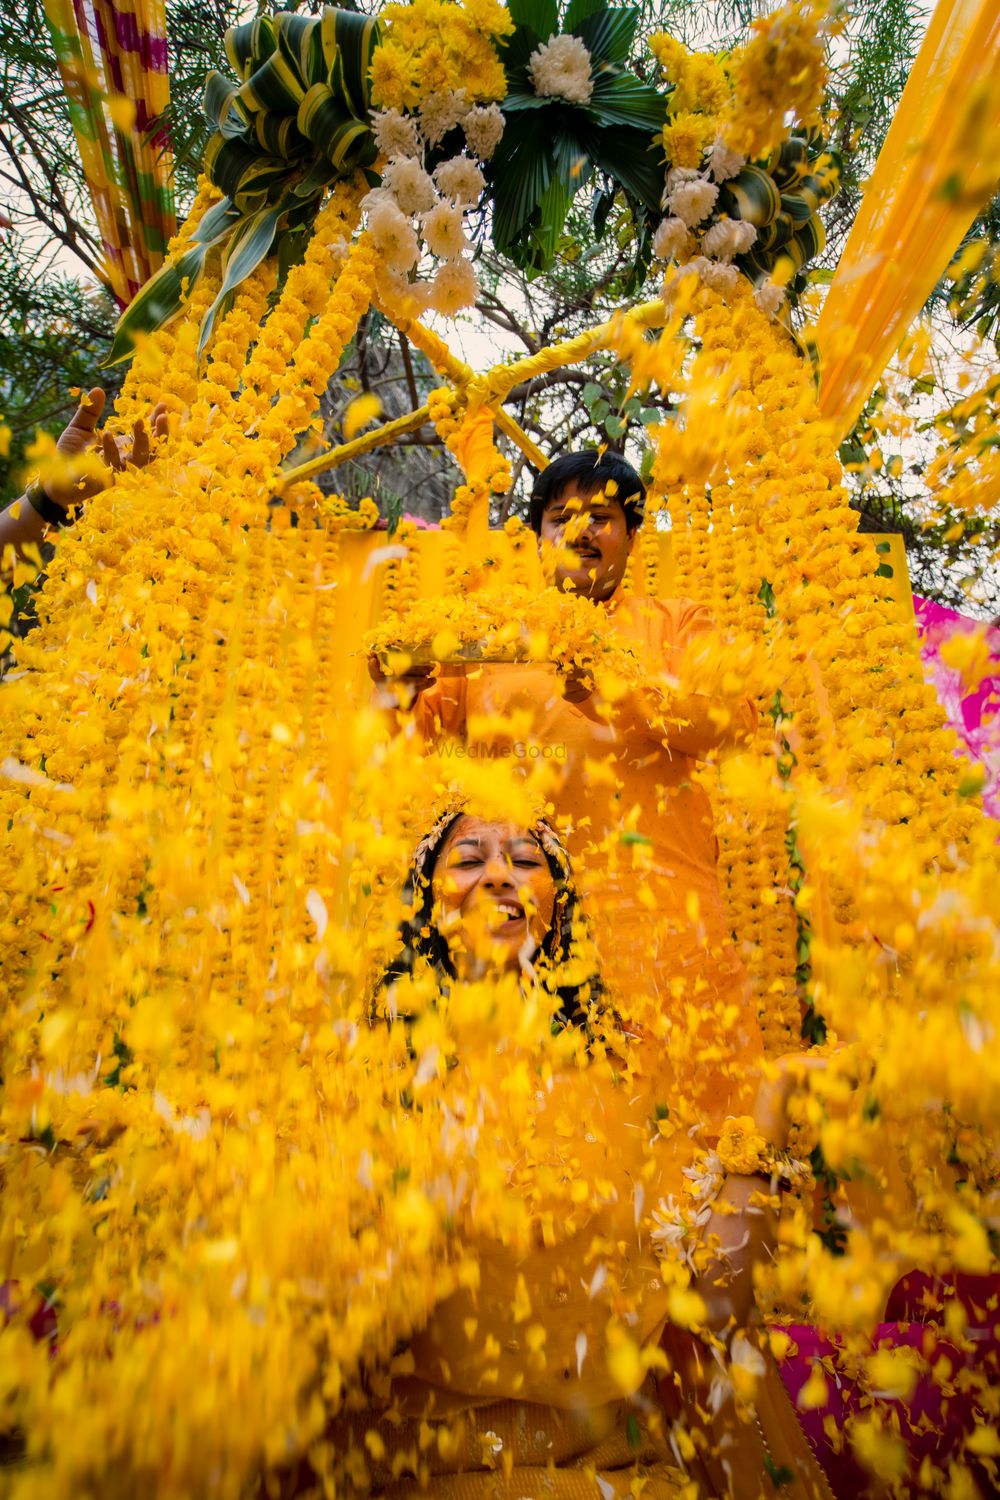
332, 805, 830, 1500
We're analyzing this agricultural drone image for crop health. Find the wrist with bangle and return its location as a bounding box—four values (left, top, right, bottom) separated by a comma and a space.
24, 479, 74, 530
716, 1115, 811, 1191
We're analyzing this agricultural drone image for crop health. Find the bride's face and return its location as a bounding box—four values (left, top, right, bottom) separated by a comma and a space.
432, 817, 557, 978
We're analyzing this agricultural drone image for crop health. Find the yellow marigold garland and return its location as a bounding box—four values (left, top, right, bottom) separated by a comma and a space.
1, 67, 999, 1499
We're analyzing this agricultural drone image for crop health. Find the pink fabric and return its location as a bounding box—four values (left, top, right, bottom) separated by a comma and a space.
913, 596, 1000, 820
778, 1276, 1000, 1497
373, 513, 437, 531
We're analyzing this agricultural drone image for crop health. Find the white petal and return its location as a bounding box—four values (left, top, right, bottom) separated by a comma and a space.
361, 544, 408, 581
306, 887, 328, 940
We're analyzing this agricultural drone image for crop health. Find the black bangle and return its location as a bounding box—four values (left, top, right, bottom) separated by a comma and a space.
24, 479, 73, 530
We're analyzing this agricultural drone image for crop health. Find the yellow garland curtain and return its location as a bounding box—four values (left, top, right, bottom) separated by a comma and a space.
815, 0, 1000, 436
4, 8, 1000, 1496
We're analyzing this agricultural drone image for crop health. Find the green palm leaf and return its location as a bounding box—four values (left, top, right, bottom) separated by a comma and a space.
499, 22, 545, 76
564, 0, 605, 30
204, 72, 247, 137
718, 165, 781, 227
525, 175, 574, 271
236, 50, 305, 114
224, 17, 276, 81
275, 12, 317, 80
326, 11, 379, 118
755, 211, 796, 253
766, 135, 810, 188
299, 83, 375, 169
779, 191, 814, 226
590, 124, 663, 212
551, 124, 594, 192
494, 0, 664, 272
193, 198, 242, 247
505, 0, 556, 43
254, 109, 308, 159
197, 202, 285, 359
111, 6, 381, 368
570, 7, 638, 65
585, 70, 667, 131
104, 241, 214, 367
489, 111, 554, 253
502, 87, 555, 112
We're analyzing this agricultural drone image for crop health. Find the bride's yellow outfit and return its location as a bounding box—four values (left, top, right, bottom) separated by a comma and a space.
335, 1053, 696, 1498
354, 591, 775, 1491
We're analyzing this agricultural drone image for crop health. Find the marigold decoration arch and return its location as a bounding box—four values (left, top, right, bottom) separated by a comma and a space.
1, 2, 1000, 1497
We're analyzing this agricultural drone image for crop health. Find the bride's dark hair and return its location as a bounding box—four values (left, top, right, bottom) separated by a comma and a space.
379, 810, 604, 1029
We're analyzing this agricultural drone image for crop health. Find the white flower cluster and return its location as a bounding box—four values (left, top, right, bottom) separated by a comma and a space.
528, 33, 593, 105
364, 97, 502, 315
706, 137, 744, 184
753, 279, 786, 317
700, 217, 757, 260
652, 155, 766, 307
650, 1150, 723, 1274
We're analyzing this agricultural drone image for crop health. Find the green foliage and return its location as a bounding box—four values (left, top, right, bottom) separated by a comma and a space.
940, 202, 1000, 353
490, 0, 666, 276
1, 0, 998, 617
843, 378, 1000, 615
110, 6, 382, 363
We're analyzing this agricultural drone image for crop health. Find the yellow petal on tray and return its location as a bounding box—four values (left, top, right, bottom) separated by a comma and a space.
432, 628, 461, 659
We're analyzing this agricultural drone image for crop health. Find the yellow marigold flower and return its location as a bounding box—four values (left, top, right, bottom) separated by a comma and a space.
723, 0, 829, 159
344, 393, 383, 440
650, 31, 689, 82
369, 40, 415, 110
672, 55, 729, 115
462, 0, 514, 40
660, 112, 714, 171
716, 1115, 770, 1175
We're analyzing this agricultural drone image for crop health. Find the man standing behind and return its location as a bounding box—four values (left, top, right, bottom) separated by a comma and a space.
376, 451, 759, 1106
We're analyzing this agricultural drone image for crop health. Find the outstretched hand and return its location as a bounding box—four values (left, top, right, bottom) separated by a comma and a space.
43, 387, 169, 510
368, 652, 436, 706
559, 664, 593, 704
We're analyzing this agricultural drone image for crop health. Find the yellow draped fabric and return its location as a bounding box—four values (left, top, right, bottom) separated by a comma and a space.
815, 0, 1000, 436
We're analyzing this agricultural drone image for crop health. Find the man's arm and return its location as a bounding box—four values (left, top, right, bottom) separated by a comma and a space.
580, 599, 758, 758
0, 388, 167, 562
368, 656, 469, 742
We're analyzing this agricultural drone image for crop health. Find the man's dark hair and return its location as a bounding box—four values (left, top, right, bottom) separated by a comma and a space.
528, 451, 646, 535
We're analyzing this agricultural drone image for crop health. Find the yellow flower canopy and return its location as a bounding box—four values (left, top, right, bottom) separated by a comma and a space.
1, 2, 999, 1497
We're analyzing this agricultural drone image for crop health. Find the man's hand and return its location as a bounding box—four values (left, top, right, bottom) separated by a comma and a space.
367, 652, 436, 706
559, 664, 592, 704
1, 387, 171, 563
42, 387, 169, 511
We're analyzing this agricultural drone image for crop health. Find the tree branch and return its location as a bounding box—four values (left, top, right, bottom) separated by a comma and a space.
398, 332, 420, 409
0, 111, 104, 276
505, 369, 590, 402
474, 295, 539, 354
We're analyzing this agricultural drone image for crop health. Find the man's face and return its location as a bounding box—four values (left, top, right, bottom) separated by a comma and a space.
539, 484, 634, 601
